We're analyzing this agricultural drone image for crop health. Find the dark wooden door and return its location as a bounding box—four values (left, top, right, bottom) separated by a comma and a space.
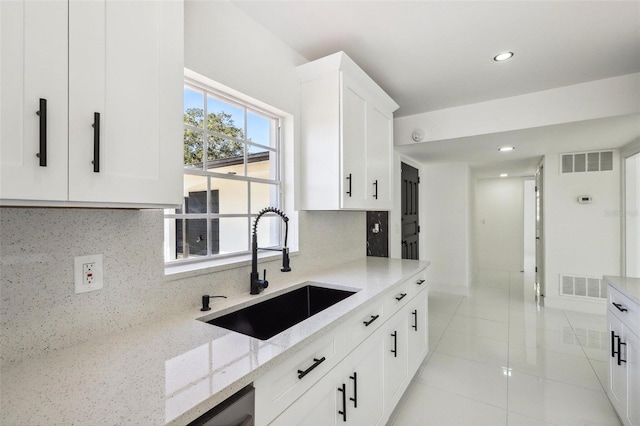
401, 163, 419, 259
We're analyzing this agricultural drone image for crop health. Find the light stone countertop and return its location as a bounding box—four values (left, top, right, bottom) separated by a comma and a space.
1, 257, 429, 426
604, 275, 640, 306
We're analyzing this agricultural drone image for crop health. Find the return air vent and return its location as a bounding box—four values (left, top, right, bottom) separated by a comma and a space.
561, 151, 613, 173
560, 275, 607, 299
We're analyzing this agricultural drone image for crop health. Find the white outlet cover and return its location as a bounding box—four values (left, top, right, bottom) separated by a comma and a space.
74, 254, 103, 294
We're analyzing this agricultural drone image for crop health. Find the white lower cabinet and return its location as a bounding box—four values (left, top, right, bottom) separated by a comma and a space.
270, 333, 385, 426
607, 284, 640, 426
256, 271, 429, 426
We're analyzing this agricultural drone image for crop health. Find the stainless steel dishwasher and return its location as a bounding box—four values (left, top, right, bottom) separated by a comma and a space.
188, 385, 254, 426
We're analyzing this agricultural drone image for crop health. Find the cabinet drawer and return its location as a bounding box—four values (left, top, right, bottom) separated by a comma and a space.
344, 301, 385, 353
609, 286, 640, 336
384, 271, 427, 318
255, 332, 344, 425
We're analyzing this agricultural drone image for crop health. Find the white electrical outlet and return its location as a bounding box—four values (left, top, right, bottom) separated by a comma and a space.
74, 254, 103, 294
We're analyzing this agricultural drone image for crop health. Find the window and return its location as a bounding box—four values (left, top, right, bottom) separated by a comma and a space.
164, 78, 283, 266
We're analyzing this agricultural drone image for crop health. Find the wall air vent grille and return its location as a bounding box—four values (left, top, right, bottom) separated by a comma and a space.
561, 151, 614, 173
560, 275, 607, 299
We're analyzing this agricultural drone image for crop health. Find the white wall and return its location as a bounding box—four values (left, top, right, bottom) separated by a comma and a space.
474, 177, 525, 272
544, 152, 621, 313
625, 152, 640, 276
422, 163, 472, 294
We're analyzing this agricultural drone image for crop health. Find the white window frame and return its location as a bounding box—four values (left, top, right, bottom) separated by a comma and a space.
164, 71, 291, 274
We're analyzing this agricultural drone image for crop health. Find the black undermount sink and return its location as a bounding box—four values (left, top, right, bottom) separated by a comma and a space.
204, 284, 357, 340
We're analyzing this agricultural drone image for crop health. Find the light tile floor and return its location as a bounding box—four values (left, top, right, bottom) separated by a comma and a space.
389, 269, 621, 426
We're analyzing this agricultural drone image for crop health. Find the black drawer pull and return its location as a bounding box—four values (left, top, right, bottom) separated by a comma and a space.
412, 309, 418, 331
395, 293, 407, 301
391, 331, 397, 357
36, 98, 47, 167
349, 372, 357, 408
618, 340, 627, 366
346, 173, 352, 197
92, 112, 100, 172
337, 383, 347, 422
612, 302, 628, 313
373, 180, 378, 200
297, 356, 326, 379
363, 315, 379, 327
416, 279, 425, 285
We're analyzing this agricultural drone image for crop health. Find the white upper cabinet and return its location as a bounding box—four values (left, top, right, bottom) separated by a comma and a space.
1, 0, 183, 207
297, 51, 398, 211
0, 0, 69, 202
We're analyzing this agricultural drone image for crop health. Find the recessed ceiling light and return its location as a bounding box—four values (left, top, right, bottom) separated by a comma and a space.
494, 52, 514, 62
500, 173, 509, 178
498, 146, 515, 152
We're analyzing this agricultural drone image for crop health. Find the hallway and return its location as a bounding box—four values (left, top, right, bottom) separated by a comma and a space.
390, 269, 620, 425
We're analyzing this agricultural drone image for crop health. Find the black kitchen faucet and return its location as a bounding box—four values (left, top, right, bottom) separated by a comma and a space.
250, 207, 291, 295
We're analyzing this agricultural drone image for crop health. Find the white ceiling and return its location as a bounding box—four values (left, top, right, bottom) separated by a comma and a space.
233, 1, 640, 174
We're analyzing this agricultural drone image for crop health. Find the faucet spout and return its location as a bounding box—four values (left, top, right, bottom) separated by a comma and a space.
250, 207, 291, 295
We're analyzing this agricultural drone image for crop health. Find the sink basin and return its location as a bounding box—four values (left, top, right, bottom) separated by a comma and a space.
204, 284, 357, 340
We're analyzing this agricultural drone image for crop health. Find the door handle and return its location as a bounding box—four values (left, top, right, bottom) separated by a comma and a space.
337, 383, 347, 422
36, 98, 47, 166
618, 339, 627, 366
412, 309, 418, 331
611, 330, 619, 358
373, 180, 378, 200
612, 302, 628, 313
297, 356, 326, 379
349, 372, 357, 408
391, 331, 397, 357
92, 112, 100, 172
346, 173, 352, 197
363, 314, 379, 327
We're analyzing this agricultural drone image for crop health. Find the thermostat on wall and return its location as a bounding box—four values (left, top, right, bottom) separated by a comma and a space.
577, 195, 592, 204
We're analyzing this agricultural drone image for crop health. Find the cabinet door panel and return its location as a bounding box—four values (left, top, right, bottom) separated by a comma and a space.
0, 0, 68, 201
68, 0, 183, 205
384, 313, 409, 411
340, 73, 367, 209
344, 334, 385, 426
408, 291, 429, 374
366, 105, 393, 209
609, 313, 627, 415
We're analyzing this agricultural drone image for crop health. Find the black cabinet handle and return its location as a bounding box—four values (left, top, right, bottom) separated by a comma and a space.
349, 372, 357, 408
612, 302, 628, 313
346, 173, 352, 197
337, 383, 347, 422
416, 279, 425, 285
611, 331, 619, 358
395, 293, 407, 301
618, 339, 627, 366
36, 98, 47, 166
412, 310, 418, 331
373, 180, 378, 200
363, 314, 379, 327
297, 356, 325, 379
391, 331, 397, 357
92, 112, 100, 172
